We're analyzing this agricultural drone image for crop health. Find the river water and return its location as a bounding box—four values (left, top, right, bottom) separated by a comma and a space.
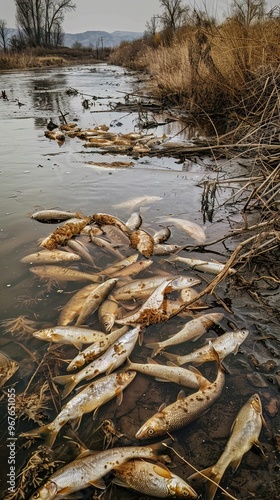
0, 64, 279, 499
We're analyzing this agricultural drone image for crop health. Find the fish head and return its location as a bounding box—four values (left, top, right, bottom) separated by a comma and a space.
29, 481, 57, 500
171, 276, 201, 290
135, 412, 167, 440
117, 370, 137, 386
167, 477, 198, 498
235, 329, 249, 344
250, 393, 262, 414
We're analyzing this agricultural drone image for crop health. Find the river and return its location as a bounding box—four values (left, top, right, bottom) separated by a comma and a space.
0, 63, 279, 499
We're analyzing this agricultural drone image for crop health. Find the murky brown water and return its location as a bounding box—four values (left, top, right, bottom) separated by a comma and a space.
0, 64, 279, 499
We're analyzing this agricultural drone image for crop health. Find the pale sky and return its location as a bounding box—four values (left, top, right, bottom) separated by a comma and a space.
0, 0, 279, 33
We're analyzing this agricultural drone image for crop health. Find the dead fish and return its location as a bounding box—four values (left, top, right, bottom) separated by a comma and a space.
153, 226, 171, 244
101, 224, 131, 245
164, 329, 249, 366
113, 459, 198, 498
20, 249, 81, 264
126, 358, 209, 389
98, 299, 119, 333
0, 351, 19, 388
29, 265, 103, 284
75, 278, 118, 326
90, 235, 124, 259
54, 325, 140, 398
100, 254, 139, 277
58, 284, 100, 326
27, 439, 169, 500
40, 216, 92, 250
92, 212, 131, 235
116, 279, 173, 326
153, 243, 184, 255
146, 313, 224, 357
135, 350, 225, 439
32, 326, 111, 350
160, 217, 206, 244
112, 275, 200, 302
129, 229, 154, 258
188, 394, 265, 500
167, 256, 236, 275
111, 259, 153, 279
125, 212, 142, 231
113, 196, 163, 210
31, 209, 83, 223
66, 239, 95, 266
20, 370, 136, 448
179, 288, 209, 311
67, 326, 129, 372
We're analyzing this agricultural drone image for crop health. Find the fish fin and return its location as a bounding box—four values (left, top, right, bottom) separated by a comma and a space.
230, 457, 242, 472
188, 366, 209, 390
53, 374, 77, 399
147, 357, 159, 364
155, 377, 169, 382
106, 363, 115, 375
139, 330, 144, 346
89, 478, 106, 489
145, 342, 161, 357
72, 341, 83, 350
253, 439, 267, 457
166, 360, 177, 367
116, 387, 123, 406
92, 406, 100, 422
188, 465, 223, 500
70, 416, 82, 432
20, 424, 58, 447
162, 352, 179, 363
112, 477, 130, 488
153, 464, 172, 478
158, 402, 167, 411
177, 389, 186, 400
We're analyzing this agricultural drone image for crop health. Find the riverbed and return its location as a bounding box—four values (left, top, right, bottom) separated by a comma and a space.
0, 63, 279, 500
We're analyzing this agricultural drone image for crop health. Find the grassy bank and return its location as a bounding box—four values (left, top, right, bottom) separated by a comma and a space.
0, 46, 110, 70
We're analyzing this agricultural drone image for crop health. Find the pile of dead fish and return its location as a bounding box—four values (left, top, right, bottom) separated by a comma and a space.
2, 206, 266, 500
44, 122, 166, 155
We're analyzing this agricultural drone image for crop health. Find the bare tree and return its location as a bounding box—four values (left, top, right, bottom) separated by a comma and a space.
230, 0, 266, 26
0, 19, 9, 52
159, 0, 189, 31
145, 15, 158, 37
15, 0, 76, 47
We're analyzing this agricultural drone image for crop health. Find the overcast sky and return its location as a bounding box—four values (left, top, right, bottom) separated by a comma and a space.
0, 0, 278, 33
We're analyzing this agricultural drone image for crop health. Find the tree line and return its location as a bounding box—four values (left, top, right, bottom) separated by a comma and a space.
0, 0, 75, 51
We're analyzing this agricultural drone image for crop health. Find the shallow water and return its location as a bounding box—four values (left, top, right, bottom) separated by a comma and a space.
0, 64, 279, 499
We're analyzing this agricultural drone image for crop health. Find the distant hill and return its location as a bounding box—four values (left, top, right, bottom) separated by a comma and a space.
5, 29, 143, 48
63, 30, 143, 48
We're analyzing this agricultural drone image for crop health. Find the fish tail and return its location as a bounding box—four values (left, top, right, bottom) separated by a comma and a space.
150, 437, 173, 458
188, 466, 224, 500
20, 423, 58, 447
162, 351, 180, 363
145, 342, 161, 357
53, 374, 77, 399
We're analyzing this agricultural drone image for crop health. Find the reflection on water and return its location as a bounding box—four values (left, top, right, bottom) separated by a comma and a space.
0, 64, 279, 500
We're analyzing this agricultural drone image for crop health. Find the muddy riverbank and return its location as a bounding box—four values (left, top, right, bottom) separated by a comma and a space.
0, 63, 279, 500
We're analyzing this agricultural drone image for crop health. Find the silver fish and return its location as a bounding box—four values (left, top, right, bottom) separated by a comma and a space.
98, 298, 119, 333
146, 313, 224, 357
188, 393, 265, 500
32, 326, 111, 350
31, 209, 82, 223
54, 325, 141, 398
75, 278, 118, 326
125, 212, 143, 231
20, 250, 81, 264
135, 352, 225, 439
159, 217, 206, 244
67, 326, 129, 372
29, 265, 103, 283
20, 370, 136, 448
113, 459, 198, 498
127, 357, 209, 389
164, 329, 249, 366
58, 283, 100, 326
27, 440, 169, 499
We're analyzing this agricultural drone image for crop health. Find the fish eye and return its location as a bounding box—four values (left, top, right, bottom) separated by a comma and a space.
33, 493, 40, 499
148, 428, 154, 435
